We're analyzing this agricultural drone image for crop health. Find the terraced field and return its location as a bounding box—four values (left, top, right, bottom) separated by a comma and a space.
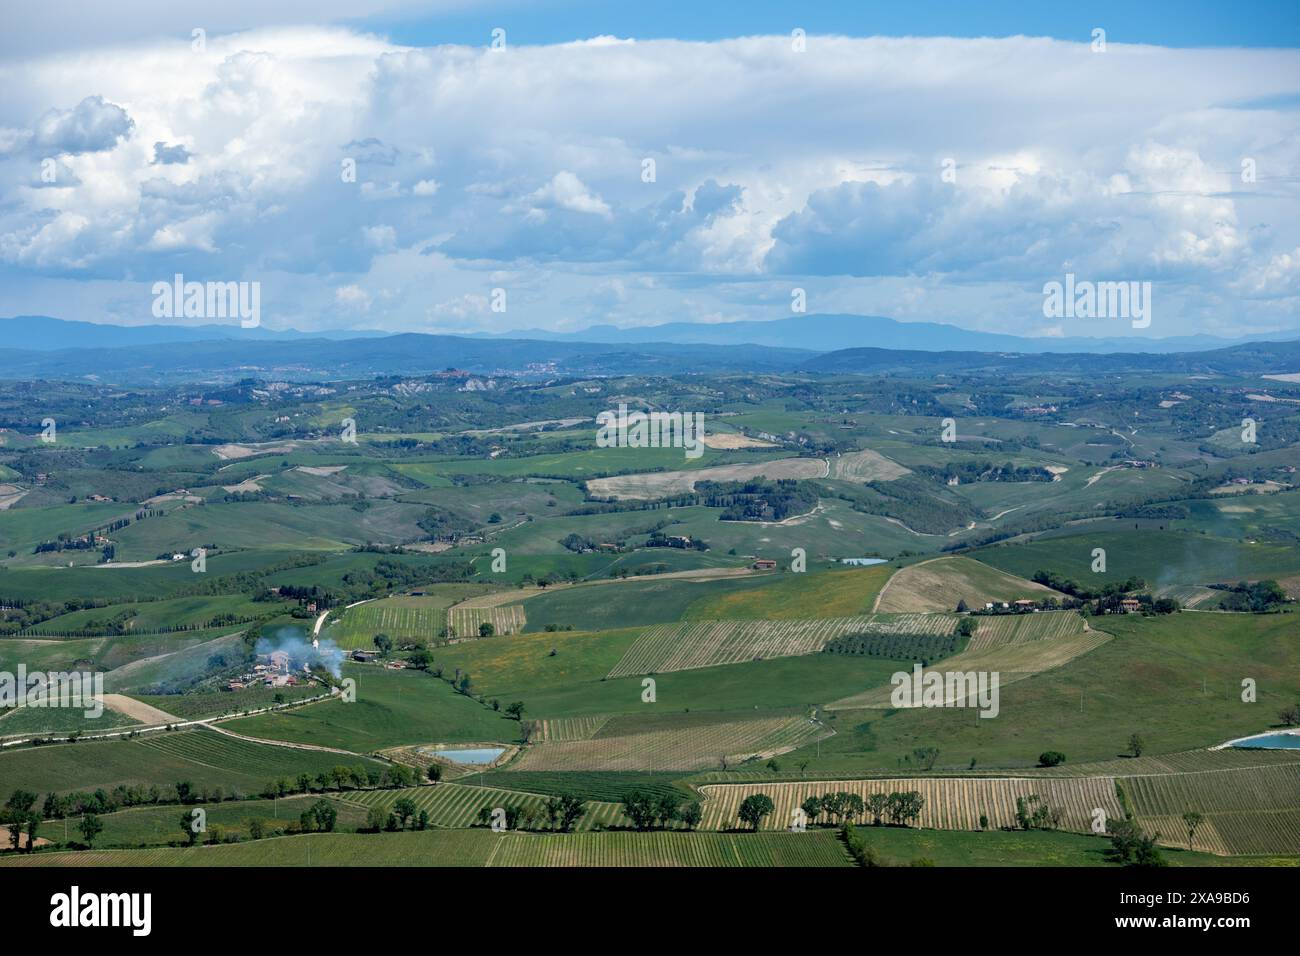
327, 597, 448, 650
964, 611, 1088, 650
508, 713, 827, 772
531, 715, 612, 741
447, 605, 526, 638
1122, 762, 1300, 856
1057, 748, 1300, 777
699, 776, 1123, 833
342, 782, 625, 830
827, 613, 1107, 709
0, 828, 852, 867
607, 613, 956, 677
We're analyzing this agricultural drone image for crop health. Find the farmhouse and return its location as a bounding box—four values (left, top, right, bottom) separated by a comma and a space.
752, 559, 777, 570
1119, 598, 1142, 613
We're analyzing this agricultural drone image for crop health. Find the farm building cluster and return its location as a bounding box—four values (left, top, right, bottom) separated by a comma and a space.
225, 649, 320, 691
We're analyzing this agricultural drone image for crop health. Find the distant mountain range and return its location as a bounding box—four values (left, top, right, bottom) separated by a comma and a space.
799, 339, 1300, 376
0, 315, 384, 351
0, 316, 1296, 386
0, 331, 811, 385
480, 313, 1296, 355
4, 313, 1294, 355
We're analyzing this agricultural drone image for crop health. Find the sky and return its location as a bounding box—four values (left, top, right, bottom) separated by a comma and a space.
1, 0, 1299, 341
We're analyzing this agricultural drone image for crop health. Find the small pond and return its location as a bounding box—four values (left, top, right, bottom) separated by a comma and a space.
424, 746, 506, 764
840, 558, 887, 566
1230, 733, 1300, 750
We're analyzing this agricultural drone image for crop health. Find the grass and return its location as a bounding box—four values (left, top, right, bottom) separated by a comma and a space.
22, 594, 266, 636
782, 611, 1300, 774
342, 782, 626, 830
133, 685, 323, 720
225, 663, 523, 751
876, 556, 1059, 613
0, 704, 140, 738
606, 613, 955, 677
0, 827, 853, 867
846, 826, 1258, 867
685, 565, 894, 619
434, 630, 911, 720
74, 794, 369, 847
326, 591, 469, 649
510, 712, 824, 772
698, 775, 1122, 832
465, 771, 692, 803
973, 529, 1300, 588
519, 575, 772, 632
0, 728, 384, 797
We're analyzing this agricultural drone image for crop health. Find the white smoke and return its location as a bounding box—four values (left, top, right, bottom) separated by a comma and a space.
256, 627, 346, 679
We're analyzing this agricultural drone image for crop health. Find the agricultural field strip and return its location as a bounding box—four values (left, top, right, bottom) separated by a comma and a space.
328, 602, 447, 649
964, 612, 1089, 651
827, 622, 1108, 709
341, 783, 626, 830
447, 605, 526, 637
0, 830, 853, 868
698, 777, 1122, 833
1121, 763, 1300, 855
608, 614, 956, 678
510, 715, 826, 772
532, 715, 611, 742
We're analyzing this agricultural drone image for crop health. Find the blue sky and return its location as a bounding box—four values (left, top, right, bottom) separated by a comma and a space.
375, 0, 1300, 49
0, 1, 1298, 342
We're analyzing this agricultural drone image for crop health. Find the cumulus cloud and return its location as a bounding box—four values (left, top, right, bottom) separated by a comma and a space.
0, 27, 1296, 339
32, 95, 134, 154
152, 142, 191, 165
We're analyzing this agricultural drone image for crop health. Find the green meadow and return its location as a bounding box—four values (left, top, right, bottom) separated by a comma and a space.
225, 663, 523, 751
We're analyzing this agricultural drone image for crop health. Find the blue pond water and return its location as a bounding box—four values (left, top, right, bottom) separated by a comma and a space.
426, 747, 505, 764
1231, 733, 1300, 750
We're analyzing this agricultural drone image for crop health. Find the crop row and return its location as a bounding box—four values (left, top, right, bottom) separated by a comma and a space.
965, 611, 1086, 651
608, 614, 957, 677
531, 715, 611, 742
509, 715, 824, 773
447, 605, 526, 638
343, 783, 625, 830
698, 776, 1122, 833
0, 829, 852, 868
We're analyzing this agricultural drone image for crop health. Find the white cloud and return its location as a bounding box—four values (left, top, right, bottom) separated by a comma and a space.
0, 27, 1296, 338
522, 171, 612, 219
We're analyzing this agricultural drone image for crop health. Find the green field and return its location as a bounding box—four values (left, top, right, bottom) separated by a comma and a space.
432, 627, 911, 720
225, 664, 523, 751
77, 794, 370, 847
0, 827, 853, 867
324, 587, 500, 650
845, 826, 1262, 867
343, 782, 626, 829
0, 728, 384, 796
973, 529, 1300, 588
752, 612, 1300, 774
0, 704, 140, 738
